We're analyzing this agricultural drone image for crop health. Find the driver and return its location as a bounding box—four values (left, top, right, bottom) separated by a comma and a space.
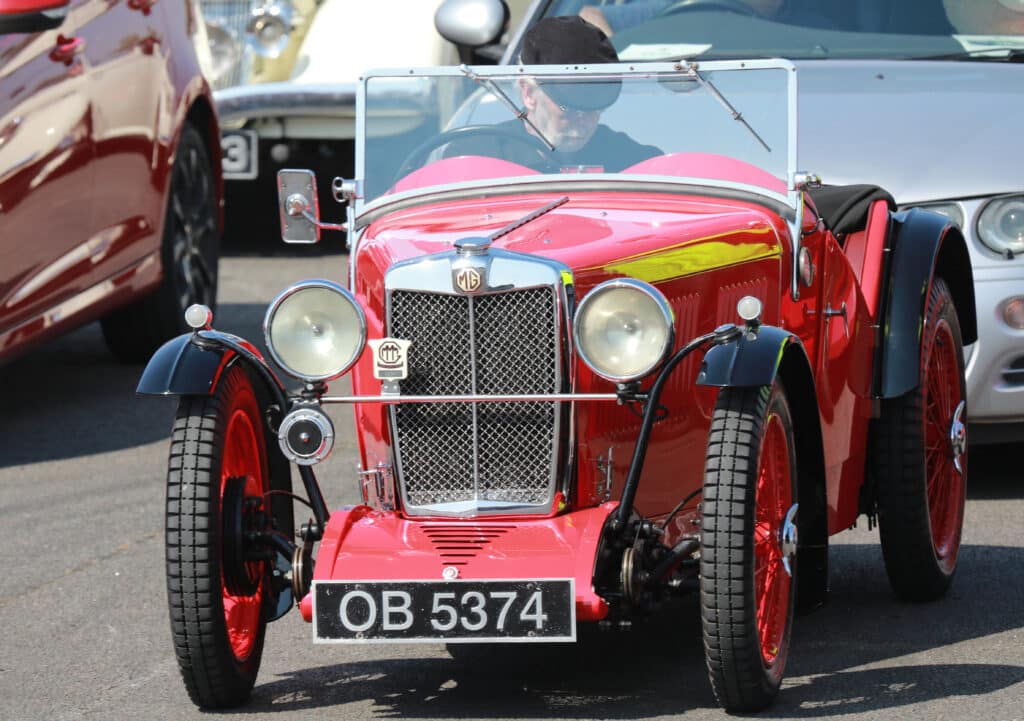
452, 16, 661, 172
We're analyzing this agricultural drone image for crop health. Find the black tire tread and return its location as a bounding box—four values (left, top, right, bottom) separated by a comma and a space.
874, 277, 965, 601
701, 383, 794, 712
165, 367, 266, 708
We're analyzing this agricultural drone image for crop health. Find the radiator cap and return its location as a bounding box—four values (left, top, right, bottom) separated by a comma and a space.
453, 236, 492, 256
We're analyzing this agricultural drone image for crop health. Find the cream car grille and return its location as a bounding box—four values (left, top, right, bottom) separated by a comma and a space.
389, 287, 561, 515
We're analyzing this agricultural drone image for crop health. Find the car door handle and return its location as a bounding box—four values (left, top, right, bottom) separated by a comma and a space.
50, 34, 85, 65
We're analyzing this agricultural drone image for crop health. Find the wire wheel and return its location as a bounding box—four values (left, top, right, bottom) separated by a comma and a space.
874, 277, 967, 600
701, 380, 797, 712
165, 365, 270, 708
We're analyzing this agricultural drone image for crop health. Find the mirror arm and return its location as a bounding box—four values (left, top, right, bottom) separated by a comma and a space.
298, 208, 346, 232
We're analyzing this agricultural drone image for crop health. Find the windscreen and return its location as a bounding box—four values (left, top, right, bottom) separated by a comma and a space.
358, 62, 793, 208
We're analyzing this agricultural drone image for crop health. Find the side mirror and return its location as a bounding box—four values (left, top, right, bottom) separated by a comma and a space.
434, 0, 508, 48
277, 169, 322, 244
277, 169, 351, 244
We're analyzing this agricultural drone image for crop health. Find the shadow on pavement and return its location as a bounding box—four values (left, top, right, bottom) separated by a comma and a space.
237, 542, 1024, 718
0, 301, 271, 467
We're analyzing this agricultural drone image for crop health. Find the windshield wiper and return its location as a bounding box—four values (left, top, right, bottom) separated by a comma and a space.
458, 64, 555, 151
909, 47, 1024, 62
687, 65, 772, 153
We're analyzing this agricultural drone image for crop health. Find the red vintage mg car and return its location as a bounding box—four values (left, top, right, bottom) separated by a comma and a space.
138, 59, 976, 712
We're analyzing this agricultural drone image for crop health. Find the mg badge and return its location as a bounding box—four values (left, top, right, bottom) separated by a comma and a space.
368, 338, 411, 381
455, 267, 482, 293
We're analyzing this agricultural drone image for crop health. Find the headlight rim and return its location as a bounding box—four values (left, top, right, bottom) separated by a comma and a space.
263, 279, 367, 383
976, 193, 1024, 258
573, 277, 675, 384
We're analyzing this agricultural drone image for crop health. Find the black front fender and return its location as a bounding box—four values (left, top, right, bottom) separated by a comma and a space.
137, 333, 229, 396
137, 331, 288, 409
696, 324, 802, 388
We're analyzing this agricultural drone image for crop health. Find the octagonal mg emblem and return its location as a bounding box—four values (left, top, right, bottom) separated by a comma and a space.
455, 267, 482, 293
368, 338, 411, 380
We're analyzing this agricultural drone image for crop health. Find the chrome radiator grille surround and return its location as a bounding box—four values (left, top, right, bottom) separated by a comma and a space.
388, 283, 564, 516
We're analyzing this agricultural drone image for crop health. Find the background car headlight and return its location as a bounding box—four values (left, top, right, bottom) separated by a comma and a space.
264, 280, 366, 382
246, 1, 293, 58
574, 279, 674, 383
977, 195, 1024, 257
905, 202, 964, 230
204, 22, 242, 85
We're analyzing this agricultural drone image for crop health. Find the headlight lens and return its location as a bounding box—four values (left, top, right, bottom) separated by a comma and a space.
264, 280, 366, 381
205, 22, 242, 85
906, 202, 964, 229
977, 195, 1024, 257
246, 1, 293, 58
574, 279, 674, 382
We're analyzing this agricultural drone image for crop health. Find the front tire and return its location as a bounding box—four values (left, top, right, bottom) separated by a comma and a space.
701, 381, 798, 712
874, 277, 967, 601
165, 365, 270, 708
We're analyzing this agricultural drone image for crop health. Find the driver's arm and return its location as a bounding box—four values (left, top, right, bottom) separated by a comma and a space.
579, 0, 673, 35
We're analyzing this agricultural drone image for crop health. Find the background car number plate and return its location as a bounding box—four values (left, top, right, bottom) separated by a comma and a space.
221, 129, 257, 180
313, 579, 575, 643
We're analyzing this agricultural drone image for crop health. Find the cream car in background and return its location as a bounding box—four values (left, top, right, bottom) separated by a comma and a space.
210, 0, 530, 245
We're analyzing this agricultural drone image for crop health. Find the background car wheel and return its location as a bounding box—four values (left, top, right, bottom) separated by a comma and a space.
165, 365, 270, 708
874, 277, 967, 601
101, 121, 220, 362
701, 381, 797, 712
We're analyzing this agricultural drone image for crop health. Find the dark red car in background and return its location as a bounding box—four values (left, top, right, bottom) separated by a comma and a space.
0, 0, 222, 363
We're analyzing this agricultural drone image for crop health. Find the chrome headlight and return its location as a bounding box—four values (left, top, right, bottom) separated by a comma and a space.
977, 195, 1024, 257
574, 279, 675, 383
205, 22, 242, 85
247, 1, 293, 58
264, 280, 366, 382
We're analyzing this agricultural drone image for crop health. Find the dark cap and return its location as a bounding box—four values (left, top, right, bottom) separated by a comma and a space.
520, 16, 622, 111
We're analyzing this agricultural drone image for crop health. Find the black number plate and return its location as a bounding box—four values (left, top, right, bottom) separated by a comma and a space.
221, 129, 257, 180
313, 579, 575, 643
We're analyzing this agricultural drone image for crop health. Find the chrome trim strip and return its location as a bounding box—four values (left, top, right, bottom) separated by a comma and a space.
214, 82, 357, 125
355, 177, 793, 231
320, 393, 617, 404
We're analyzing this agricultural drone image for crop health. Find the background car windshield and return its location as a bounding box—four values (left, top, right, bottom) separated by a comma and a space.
360, 64, 791, 205
540, 0, 1024, 60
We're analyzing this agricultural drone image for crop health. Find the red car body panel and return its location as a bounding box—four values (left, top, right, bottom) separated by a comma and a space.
0, 0, 219, 363
302, 503, 618, 623
313, 184, 881, 611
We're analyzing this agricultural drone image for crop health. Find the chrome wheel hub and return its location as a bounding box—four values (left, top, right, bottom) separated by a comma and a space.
780, 503, 799, 577
949, 400, 967, 475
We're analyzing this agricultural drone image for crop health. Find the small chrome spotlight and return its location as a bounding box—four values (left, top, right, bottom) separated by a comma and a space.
278, 406, 335, 466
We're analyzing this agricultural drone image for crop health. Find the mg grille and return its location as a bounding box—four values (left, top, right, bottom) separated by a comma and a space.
390, 287, 560, 513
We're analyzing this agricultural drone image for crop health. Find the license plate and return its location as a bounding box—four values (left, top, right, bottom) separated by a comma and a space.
313, 579, 575, 643
221, 128, 257, 180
